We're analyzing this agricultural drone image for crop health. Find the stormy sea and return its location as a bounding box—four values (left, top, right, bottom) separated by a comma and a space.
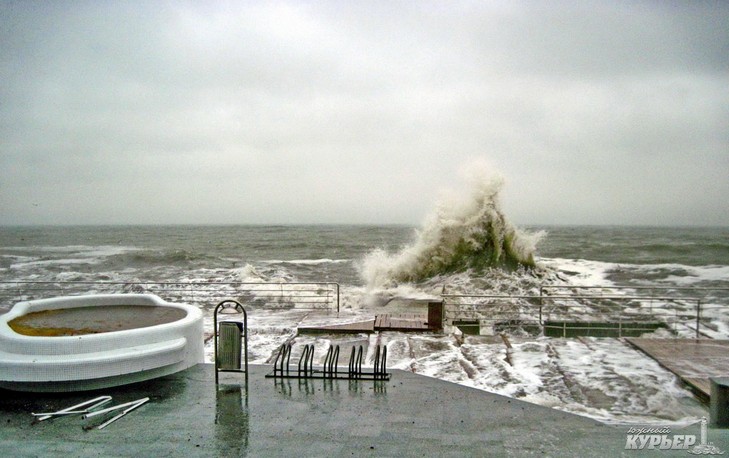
1, 178, 727, 425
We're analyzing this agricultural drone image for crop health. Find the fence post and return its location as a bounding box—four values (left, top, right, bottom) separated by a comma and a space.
619, 316, 623, 338
696, 300, 701, 339
335, 283, 340, 314
538, 297, 543, 325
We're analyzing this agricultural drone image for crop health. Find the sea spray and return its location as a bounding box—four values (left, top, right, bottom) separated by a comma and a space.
360, 170, 544, 287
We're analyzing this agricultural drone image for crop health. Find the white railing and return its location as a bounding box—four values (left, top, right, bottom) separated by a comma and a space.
0, 281, 340, 314
442, 286, 729, 338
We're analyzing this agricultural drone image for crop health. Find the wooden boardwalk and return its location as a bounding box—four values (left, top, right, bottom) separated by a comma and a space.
298, 313, 431, 335
626, 338, 729, 400
297, 319, 375, 334
374, 313, 430, 332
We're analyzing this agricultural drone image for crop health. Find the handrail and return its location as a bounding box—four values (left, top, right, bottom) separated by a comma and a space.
445, 293, 703, 302
442, 286, 728, 339
540, 285, 729, 292
0, 280, 340, 313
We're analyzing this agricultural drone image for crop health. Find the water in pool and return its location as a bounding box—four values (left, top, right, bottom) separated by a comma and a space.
8, 305, 187, 337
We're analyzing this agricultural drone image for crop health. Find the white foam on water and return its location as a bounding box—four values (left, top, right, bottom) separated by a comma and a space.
553, 339, 704, 425
7, 245, 140, 270
232, 263, 295, 283
648, 264, 729, 286
261, 259, 349, 265
1, 254, 36, 263
537, 257, 616, 287
370, 333, 706, 425
10, 258, 98, 269
232, 264, 267, 282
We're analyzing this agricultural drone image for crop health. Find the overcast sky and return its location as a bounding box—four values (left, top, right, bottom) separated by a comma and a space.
1, 1, 727, 226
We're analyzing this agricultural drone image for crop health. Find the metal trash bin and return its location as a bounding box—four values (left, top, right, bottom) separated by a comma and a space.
213, 300, 248, 385
218, 322, 243, 371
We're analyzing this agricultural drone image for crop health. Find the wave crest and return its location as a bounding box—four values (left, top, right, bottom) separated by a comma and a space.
360, 171, 544, 287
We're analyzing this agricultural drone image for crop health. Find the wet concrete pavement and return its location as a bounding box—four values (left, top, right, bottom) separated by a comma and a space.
1, 364, 726, 457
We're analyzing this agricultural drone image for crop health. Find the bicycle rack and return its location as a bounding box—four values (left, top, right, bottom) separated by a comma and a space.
266, 343, 390, 381
214, 299, 249, 385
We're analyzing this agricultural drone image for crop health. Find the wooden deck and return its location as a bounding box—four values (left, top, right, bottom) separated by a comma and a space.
625, 338, 729, 400
297, 319, 375, 334
298, 313, 432, 335
374, 313, 430, 332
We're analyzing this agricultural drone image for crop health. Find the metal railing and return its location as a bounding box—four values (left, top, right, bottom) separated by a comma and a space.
540, 286, 729, 339
443, 286, 729, 339
0, 281, 340, 313
442, 293, 542, 336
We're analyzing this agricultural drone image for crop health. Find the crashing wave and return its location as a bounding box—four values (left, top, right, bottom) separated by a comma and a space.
360, 169, 544, 287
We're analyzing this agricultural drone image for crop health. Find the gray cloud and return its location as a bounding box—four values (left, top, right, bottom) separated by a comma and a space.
1, 0, 727, 226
